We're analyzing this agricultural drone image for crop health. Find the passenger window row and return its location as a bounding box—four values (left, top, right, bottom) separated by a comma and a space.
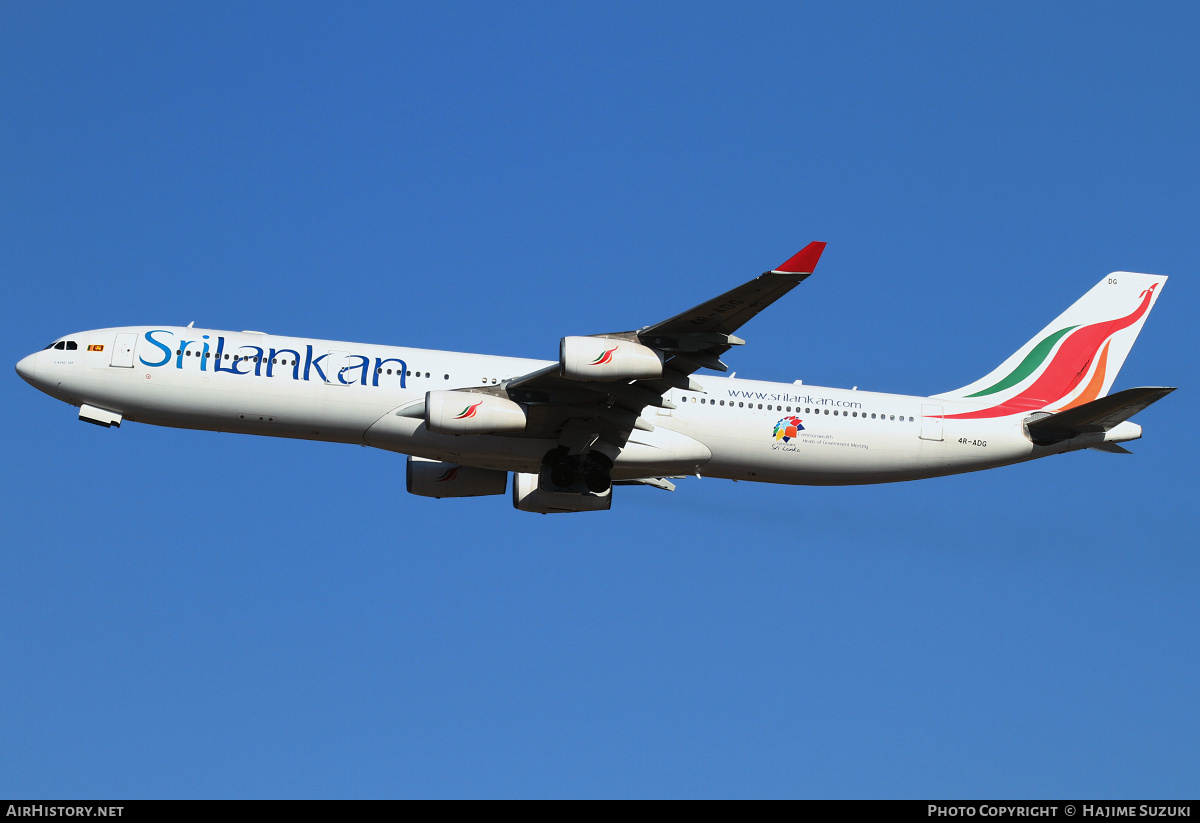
375, 369, 446, 379
177, 351, 295, 368
679, 395, 915, 422
178, 349, 260, 362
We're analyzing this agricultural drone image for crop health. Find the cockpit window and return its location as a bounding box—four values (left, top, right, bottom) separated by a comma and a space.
45, 342, 56, 349
65, 341, 77, 350
54, 341, 66, 350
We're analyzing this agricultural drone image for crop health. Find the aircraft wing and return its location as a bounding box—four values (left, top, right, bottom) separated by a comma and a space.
489, 242, 826, 447
640, 242, 827, 340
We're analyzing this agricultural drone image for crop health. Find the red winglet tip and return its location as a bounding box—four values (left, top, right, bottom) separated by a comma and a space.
774, 241, 826, 274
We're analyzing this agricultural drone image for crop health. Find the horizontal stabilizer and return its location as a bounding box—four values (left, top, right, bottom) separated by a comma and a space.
1088, 442, 1133, 454
1028, 386, 1175, 436
613, 477, 679, 492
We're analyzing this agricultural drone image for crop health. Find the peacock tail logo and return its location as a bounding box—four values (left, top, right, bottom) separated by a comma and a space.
435, 466, 460, 482
773, 415, 804, 442
454, 401, 484, 420
947, 283, 1159, 420
590, 345, 619, 366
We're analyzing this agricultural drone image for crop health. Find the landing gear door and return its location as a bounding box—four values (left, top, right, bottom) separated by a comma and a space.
110, 333, 137, 368
920, 404, 944, 441
325, 351, 351, 385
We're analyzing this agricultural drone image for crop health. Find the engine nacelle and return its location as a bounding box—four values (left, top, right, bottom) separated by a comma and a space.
406, 457, 508, 498
511, 472, 612, 513
560, 337, 663, 381
426, 390, 527, 435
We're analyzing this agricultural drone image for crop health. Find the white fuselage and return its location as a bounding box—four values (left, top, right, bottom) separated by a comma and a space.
17, 325, 1138, 486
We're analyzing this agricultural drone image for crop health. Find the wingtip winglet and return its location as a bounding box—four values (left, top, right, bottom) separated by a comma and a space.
773, 241, 827, 275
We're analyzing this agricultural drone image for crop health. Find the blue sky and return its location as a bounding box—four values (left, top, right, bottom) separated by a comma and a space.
2, 2, 1197, 798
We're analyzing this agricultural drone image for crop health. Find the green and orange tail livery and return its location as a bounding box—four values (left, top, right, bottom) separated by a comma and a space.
935, 272, 1168, 419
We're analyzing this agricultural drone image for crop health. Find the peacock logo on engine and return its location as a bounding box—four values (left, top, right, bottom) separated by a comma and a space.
590, 345, 619, 366
453, 401, 484, 420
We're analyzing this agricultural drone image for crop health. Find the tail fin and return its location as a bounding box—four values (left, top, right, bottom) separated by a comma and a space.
935, 272, 1167, 419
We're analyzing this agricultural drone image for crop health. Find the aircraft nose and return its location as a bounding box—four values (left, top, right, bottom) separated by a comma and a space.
15, 352, 39, 385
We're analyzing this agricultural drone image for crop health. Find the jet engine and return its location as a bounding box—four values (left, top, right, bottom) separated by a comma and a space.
511, 472, 612, 513
406, 456, 508, 498
426, 390, 527, 434
560, 337, 663, 381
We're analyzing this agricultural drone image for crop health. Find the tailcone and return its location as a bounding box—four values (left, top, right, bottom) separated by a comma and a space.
1105, 421, 1142, 444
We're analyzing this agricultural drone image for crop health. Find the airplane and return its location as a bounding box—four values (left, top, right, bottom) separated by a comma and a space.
15, 243, 1174, 513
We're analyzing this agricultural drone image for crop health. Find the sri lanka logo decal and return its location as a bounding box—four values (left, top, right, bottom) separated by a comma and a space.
435, 466, 460, 482
773, 415, 804, 442
590, 345, 619, 366
454, 401, 484, 420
